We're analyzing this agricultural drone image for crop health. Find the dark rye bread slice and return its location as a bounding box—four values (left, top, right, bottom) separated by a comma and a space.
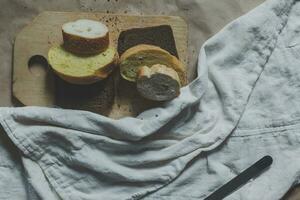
117, 25, 179, 58
55, 74, 114, 115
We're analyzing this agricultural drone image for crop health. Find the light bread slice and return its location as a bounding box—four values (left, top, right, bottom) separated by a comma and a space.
48, 45, 117, 85
62, 19, 109, 55
137, 64, 181, 101
119, 44, 186, 85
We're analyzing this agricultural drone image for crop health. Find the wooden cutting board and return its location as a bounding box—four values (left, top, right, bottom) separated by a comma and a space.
13, 11, 188, 118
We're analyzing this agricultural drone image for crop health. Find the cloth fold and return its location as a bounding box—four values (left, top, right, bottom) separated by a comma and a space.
0, 0, 297, 199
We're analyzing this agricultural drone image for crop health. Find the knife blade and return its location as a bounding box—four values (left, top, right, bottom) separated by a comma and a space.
204, 155, 273, 200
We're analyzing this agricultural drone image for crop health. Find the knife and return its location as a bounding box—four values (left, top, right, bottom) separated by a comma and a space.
204, 155, 273, 200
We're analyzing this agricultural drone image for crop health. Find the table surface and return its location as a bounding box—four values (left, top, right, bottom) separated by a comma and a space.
1, 0, 299, 199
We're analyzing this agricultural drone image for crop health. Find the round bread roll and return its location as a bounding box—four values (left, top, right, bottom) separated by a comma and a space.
48, 45, 118, 85
119, 44, 186, 85
137, 64, 181, 101
62, 19, 109, 55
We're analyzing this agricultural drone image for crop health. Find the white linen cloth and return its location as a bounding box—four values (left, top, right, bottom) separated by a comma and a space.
0, 0, 299, 199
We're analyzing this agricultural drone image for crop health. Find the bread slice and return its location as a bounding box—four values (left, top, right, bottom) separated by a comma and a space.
119, 44, 186, 85
117, 25, 179, 58
48, 45, 117, 85
55, 74, 115, 116
137, 64, 181, 101
62, 19, 109, 55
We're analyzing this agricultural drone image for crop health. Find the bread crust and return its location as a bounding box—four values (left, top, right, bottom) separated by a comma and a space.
51, 51, 118, 85
62, 30, 110, 55
119, 44, 187, 85
138, 64, 181, 86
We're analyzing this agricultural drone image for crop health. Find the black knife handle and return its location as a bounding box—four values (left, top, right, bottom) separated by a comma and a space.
204, 155, 273, 200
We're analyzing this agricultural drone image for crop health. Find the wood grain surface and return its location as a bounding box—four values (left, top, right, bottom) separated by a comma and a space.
13, 11, 188, 118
